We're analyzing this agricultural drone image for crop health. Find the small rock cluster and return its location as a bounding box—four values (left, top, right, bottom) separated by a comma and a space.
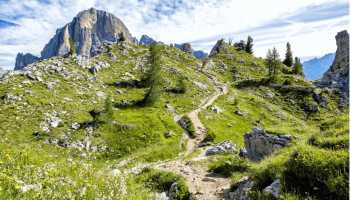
40, 111, 62, 133
205, 141, 236, 156
229, 177, 281, 200
89, 61, 110, 74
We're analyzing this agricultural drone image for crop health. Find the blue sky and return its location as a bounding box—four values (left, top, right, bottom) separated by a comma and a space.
0, 0, 348, 69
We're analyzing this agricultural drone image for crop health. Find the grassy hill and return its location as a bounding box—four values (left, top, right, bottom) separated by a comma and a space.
0, 40, 348, 199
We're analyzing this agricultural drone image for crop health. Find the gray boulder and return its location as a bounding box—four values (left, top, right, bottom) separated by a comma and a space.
168, 182, 179, 200
14, 53, 40, 70
206, 141, 236, 156
263, 179, 281, 199
243, 128, 292, 161
229, 176, 254, 200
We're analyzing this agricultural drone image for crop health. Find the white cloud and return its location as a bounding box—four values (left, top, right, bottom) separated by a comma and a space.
0, 0, 347, 69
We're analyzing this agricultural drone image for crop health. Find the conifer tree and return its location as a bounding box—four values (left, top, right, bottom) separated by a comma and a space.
293, 57, 304, 76
234, 40, 246, 51
245, 36, 253, 54
266, 47, 281, 81
283, 42, 293, 67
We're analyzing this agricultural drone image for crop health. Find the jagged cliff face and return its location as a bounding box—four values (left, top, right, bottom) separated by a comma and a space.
320, 30, 349, 96
14, 53, 40, 70
41, 8, 134, 59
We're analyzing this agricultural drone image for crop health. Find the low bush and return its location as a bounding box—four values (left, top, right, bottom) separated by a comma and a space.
209, 155, 249, 177
178, 116, 196, 138
282, 146, 349, 200
308, 134, 348, 150
140, 169, 191, 200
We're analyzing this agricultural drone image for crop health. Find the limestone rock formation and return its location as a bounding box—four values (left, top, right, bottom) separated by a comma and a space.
241, 128, 292, 161
14, 8, 134, 69
320, 30, 349, 96
41, 8, 134, 59
14, 53, 40, 70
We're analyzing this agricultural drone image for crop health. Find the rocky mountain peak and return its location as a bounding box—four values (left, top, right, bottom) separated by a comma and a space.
14, 53, 40, 70
14, 8, 134, 70
320, 30, 349, 96
41, 8, 134, 60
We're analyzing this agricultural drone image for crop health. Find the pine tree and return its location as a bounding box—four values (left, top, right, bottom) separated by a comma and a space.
283, 42, 293, 67
234, 40, 246, 51
293, 57, 304, 76
266, 47, 281, 81
245, 36, 253, 54
142, 44, 162, 106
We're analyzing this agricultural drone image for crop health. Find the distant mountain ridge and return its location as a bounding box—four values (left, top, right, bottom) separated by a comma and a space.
302, 53, 335, 80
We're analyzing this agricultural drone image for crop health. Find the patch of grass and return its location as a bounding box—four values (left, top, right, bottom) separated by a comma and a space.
282, 146, 349, 200
209, 155, 249, 177
138, 168, 192, 200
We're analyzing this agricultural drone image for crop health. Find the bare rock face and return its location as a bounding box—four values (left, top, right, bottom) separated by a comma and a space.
209, 39, 228, 57
14, 53, 40, 70
41, 8, 134, 59
320, 30, 349, 97
242, 128, 292, 161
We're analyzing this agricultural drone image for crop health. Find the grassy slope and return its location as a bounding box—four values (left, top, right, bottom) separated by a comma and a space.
0, 41, 348, 199
0, 43, 214, 199
198, 43, 349, 199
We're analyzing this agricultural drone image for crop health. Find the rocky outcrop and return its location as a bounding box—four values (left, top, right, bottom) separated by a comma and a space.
139, 34, 157, 46
209, 39, 228, 57
319, 30, 349, 96
241, 128, 292, 161
14, 53, 40, 70
41, 8, 134, 59
15, 8, 134, 69
263, 179, 281, 199
175, 43, 208, 59
229, 176, 254, 200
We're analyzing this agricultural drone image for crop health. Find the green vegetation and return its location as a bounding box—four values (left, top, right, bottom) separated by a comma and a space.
178, 116, 196, 138
245, 36, 254, 54
266, 47, 281, 81
283, 42, 293, 67
293, 57, 303, 76
283, 146, 348, 200
0, 36, 348, 200
137, 168, 192, 200
209, 155, 249, 177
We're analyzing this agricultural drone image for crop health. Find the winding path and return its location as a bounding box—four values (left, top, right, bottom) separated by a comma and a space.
156, 79, 230, 200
